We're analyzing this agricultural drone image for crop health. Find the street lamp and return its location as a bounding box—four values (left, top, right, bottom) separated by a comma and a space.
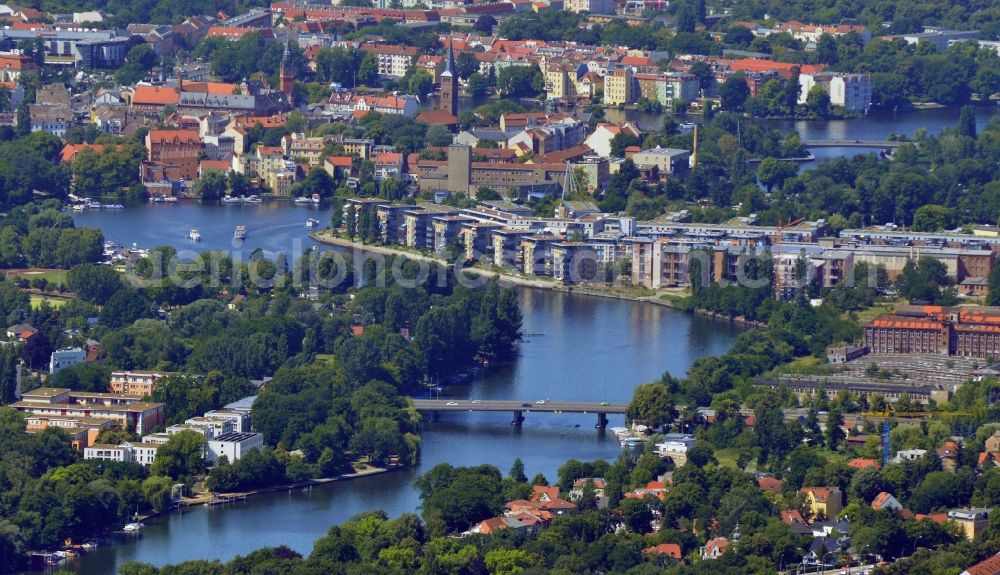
820, 551, 837, 575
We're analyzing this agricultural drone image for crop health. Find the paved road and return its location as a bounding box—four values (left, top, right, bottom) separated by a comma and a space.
411, 398, 627, 414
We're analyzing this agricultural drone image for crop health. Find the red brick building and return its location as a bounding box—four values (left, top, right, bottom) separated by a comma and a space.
864, 305, 1000, 358
145, 129, 201, 181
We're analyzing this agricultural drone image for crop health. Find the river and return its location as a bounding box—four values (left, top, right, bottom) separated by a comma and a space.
55, 103, 996, 573
61, 287, 741, 574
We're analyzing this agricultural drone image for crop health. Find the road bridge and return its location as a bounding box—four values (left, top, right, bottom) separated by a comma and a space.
801, 139, 910, 148
411, 398, 626, 428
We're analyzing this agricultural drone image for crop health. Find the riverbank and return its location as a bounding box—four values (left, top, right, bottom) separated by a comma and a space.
179, 464, 402, 509
310, 231, 763, 327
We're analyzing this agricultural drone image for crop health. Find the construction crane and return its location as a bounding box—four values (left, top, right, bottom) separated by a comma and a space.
772, 217, 805, 300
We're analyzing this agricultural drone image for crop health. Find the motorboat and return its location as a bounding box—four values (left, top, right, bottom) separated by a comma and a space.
311, 193, 321, 204
71, 204, 86, 212
123, 522, 144, 533
234, 225, 247, 240
221, 195, 242, 204
305, 218, 320, 228
188, 229, 201, 241
103, 204, 124, 209
243, 195, 262, 204
293, 196, 312, 205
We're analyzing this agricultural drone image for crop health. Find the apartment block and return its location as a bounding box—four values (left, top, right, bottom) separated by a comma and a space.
110, 370, 180, 396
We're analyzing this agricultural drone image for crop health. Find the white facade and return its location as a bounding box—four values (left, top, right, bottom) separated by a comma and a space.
203, 409, 251, 433
563, 0, 617, 14
799, 73, 872, 113
84, 444, 128, 463
207, 432, 264, 464
829, 74, 872, 114
49, 347, 86, 373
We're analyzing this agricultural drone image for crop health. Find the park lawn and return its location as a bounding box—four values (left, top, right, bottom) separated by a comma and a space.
315, 354, 336, 365
30, 295, 66, 309
848, 302, 898, 325
714, 448, 754, 472
6, 269, 69, 285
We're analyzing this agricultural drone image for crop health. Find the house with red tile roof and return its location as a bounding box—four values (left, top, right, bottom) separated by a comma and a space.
644, 543, 682, 560
757, 476, 783, 494
871, 491, 903, 512
961, 552, 1000, 575
701, 537, 728, 559
801, 486, 842, 521
848, 458, 880, 470
531, 485, 561, 502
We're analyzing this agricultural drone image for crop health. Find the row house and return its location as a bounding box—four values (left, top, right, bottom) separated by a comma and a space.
634, 71, 700, 107
353, 93, 420, 117
774, 20, 871, 45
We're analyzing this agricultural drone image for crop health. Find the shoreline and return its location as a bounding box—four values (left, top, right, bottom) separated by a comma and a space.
177, 464, 403, 510
310, 231, 761, 328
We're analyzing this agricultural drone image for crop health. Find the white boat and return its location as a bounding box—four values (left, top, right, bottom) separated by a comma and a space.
305, 218, 320, 228
188, 229, 201, 241
221, 195, 242, 204
104, 204, 124, 209
234, 225, 247, 240
244, 195, 262, 204
86, 201, 102, 209
71, 204, 86, 211
311, 193, 321, 204
163, 197, 178, 203
293, 196, 312, 205
123, 522, 144, 532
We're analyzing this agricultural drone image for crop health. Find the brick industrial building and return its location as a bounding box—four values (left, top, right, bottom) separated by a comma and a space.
864, 305, 1000, 358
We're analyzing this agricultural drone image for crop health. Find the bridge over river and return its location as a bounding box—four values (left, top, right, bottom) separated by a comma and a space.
801, 139, 910, 148
411, 398, 627, 427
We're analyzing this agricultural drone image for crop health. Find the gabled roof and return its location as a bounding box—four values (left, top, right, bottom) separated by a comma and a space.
757, 476, 783, 493
644, 543, 682, 559
871, 491, 900, 510
963, 552, 1000, 575
531, 485, 560, 501
132, 85, 180, 106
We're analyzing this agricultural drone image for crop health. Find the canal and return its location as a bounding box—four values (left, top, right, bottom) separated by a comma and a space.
65, 286, 742, 573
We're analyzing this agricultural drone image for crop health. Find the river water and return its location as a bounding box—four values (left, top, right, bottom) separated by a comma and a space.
54, 104, 998, 573
63, 287, 740, 573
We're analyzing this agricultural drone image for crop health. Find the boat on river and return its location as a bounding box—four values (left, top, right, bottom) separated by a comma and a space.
305, 218, 319, 228
123, 522, 144, 533
234, 225, 247, 240
293, 196, 312, 205
188, 229, 201, 241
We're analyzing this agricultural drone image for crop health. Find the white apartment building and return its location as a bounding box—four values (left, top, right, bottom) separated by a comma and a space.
207, 432, 264, 464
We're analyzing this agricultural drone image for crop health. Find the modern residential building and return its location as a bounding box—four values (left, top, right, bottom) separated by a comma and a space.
49, 347, 86, 373
83, 441, 160, 466
14, 388, 165, 434
207, 432, 264, 464
799, 72, 872, 114
630, 146, 691, 176
110, 370, 181, 397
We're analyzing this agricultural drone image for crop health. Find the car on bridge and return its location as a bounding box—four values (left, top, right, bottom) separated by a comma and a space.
446, 402, 458, 406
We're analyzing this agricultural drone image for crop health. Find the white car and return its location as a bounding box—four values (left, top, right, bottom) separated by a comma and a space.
536, 400, 547, 404
446, 401, 459, 406
471, 400, 482, 404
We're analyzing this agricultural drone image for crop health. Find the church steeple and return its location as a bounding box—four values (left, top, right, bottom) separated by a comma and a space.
439, 41, 458, 117
279, 40, 295, 99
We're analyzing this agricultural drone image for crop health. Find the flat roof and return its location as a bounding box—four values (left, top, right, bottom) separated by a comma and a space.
211, 432, 262, 443
21, 387, 70, 397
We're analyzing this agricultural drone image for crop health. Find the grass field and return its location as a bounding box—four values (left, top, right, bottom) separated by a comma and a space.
4, 269, 69, 285
30, 295, 66, 309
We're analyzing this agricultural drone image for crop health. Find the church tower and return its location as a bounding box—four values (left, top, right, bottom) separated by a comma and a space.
439, 42, 458, 117
279, 41, 295, 99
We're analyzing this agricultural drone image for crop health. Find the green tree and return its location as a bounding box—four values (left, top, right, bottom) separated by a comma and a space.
194, 170, 228, 201
912, 204, 956, 232
466, 72, 489, 99
150, 431, 207, 479
626, 378, 677, 429
805, 85, 831, 116
956, 104, 977, 139
756, 157, 796, 192
456, 52, 479, 80
719, 74, 750, 111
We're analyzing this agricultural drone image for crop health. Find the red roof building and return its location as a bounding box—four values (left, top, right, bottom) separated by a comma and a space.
962, 553, 1000, 575
644, 543, 682, 560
